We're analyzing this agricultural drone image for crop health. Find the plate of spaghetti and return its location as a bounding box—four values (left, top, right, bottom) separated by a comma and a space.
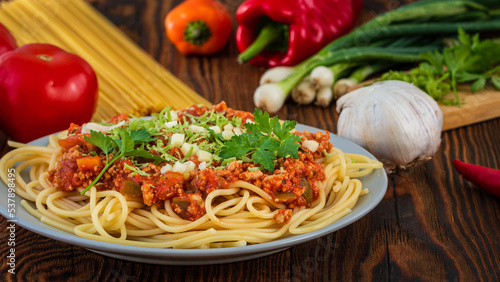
0, 102, 387, 265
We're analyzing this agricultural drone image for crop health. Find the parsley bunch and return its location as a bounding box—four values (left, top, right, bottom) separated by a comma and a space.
81, 128, 163, 194
219, 109, 301, 172
380, 28, 500, 106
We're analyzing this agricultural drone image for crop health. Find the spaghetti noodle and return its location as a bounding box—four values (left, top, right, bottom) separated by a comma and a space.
0, 103, 383, 248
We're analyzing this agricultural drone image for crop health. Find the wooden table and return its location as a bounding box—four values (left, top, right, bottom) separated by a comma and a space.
1, 0, 499, 280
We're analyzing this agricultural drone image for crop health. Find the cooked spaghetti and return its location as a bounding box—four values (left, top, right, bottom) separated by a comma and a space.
0, 102, 383, 248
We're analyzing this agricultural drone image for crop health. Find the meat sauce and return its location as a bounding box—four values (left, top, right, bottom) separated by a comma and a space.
47, 103, 332, 222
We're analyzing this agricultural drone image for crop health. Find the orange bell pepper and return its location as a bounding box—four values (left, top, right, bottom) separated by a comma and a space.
76, 156, 102, 172
165, 0, 232, 55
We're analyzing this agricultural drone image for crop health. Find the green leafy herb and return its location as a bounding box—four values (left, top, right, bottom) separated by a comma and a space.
130, 128, 156, 143
219, 109, 301, 172
380, 28, 500, 106
80, 128, 158, 195
125, 150, 166, 165
84, 131, 114, 157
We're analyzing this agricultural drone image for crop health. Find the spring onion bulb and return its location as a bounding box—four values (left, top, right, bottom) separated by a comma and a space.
336, 80, 443, 171
253, 0, 500, 113
310, 63, 356, 89
253, 84, 287, 113
253, 48, 425, 113
310, 66, 334, 89
333, 78, 358, 100
259, 67, 295, 85
291, 78, 316, 105
314, 86, 333, 107
334, 61, 398, 99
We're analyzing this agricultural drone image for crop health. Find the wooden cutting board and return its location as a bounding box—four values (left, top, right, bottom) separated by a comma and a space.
440, 86, 500, 131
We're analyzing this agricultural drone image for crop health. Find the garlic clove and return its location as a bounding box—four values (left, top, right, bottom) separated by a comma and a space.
336, 80, 443, 171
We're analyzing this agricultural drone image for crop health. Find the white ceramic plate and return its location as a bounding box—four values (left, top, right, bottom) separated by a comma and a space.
0, 124, 387, 265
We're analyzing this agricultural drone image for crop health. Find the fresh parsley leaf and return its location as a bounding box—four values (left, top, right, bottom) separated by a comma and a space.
457, 27, 472, 47
443, 42, 482, 106
252, 149, 276, 172
84, 130, 116, 155
130, 128, 155, 143
277, 134, 301, 158
125, 150, 166, 165
380, 28, 500, 106
251, 110, 273, 135
456, 71, 483, 83
471, 77, 486, 93
256, 135, 280, 152
81, 127, 158, 195
219, 134, 253, 158
219, 109, 301, 172
117, 128, 135, 153
491, 76, 500, 90
273, 120, 296, 140
420, 51, 444, 75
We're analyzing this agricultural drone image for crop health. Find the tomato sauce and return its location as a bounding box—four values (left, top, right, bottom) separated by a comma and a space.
48, 103, 332, 222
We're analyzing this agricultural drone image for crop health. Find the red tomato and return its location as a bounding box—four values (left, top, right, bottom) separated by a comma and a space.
0, 23, 17, 56
0, 43, 98, 143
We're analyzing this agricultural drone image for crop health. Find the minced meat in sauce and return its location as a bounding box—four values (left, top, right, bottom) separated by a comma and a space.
47, 102, 332, 222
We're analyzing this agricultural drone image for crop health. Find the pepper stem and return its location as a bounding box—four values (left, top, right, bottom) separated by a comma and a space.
237, 22, 286, 64
184, 20, 211, 46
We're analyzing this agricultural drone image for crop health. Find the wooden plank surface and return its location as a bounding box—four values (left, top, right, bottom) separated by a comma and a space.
0, 0, 499, 281
441, 87, 500, 131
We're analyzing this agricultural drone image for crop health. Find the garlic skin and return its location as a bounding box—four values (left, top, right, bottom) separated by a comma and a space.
336, 80, 443, 170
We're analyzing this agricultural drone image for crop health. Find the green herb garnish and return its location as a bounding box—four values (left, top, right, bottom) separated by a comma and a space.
380, 28, 500, 106
81, 127, 162, 195
219, 109, 301, 172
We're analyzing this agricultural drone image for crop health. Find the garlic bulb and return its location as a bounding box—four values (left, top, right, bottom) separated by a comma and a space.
336, 80, 443, 171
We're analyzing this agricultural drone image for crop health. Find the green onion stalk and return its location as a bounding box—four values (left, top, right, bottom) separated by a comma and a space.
253, 0, 500, 112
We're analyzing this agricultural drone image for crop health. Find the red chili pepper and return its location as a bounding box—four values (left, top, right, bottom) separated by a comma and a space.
0, 23, 17, 56
453, 159, 500, 198
235, 0, 363, 67
0, 43, 98, 143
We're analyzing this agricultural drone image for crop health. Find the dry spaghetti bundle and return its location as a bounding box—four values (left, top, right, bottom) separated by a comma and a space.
0, 0, 210, 121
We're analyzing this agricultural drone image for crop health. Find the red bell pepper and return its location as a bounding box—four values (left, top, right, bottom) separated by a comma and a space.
0, 43, 98, 143
236, 0, 363, 67
0, 23, 17, 56
453, 159, 500, 198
